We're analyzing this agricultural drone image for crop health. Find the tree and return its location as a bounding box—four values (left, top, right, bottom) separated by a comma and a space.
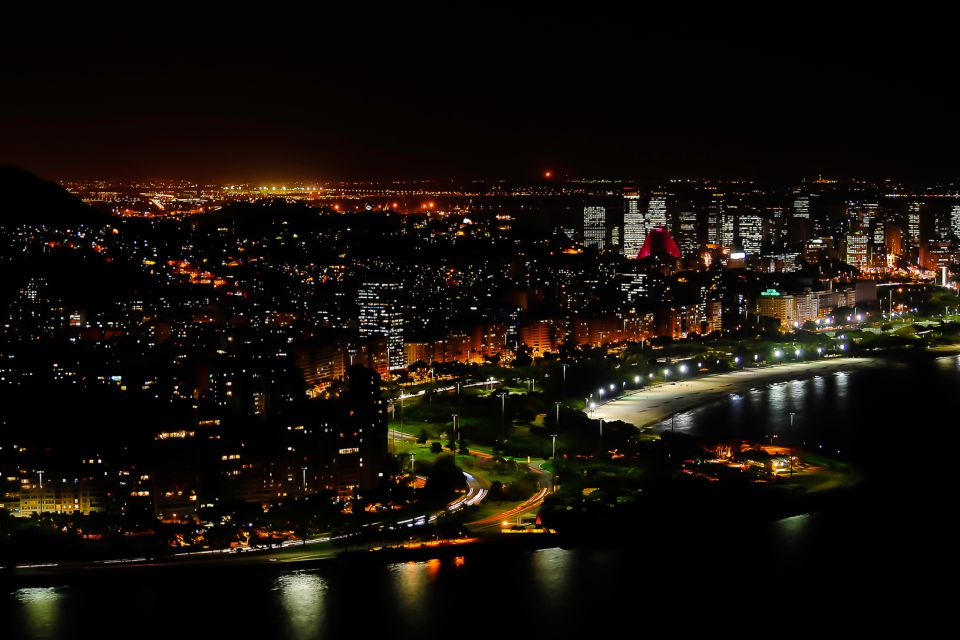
417, 427, 428, 444
425, 454, 467, 495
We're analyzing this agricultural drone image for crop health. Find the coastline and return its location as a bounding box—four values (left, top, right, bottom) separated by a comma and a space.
592, 356, 884, 430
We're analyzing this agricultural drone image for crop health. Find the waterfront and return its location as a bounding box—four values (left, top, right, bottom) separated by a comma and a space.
5, 355, 959, 639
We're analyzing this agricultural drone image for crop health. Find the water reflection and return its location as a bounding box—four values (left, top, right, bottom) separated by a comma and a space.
774, 513, 812, 551
530, 547, 572, 606
14, 587, 64, 640
833, 370, 849, 394
274, 571, 327, 639
389, 560, 436, 628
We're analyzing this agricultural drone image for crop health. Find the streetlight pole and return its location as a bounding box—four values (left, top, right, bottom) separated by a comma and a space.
301, 466, 308, 493
452, 413, 458, 451
500, 392, 507, 439
550, 434, 558, 492
789, 412, 796, 478
599, 418, 604, 442
555, 401, 561, 426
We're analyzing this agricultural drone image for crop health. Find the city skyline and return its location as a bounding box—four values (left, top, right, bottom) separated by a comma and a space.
3, 18, 960, 639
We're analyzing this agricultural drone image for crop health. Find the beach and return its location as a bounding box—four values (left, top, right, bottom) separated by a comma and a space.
592, 357, 882, 430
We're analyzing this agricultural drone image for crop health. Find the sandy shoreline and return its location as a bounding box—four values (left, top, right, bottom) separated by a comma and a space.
592, 357, 883, 430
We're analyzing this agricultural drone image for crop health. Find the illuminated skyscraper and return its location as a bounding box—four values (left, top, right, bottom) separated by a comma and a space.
792, 196, 810, 219
738, 213, 763, 256
707, 192, 724, 245
583, 206, 607, 248
358, 281, 405, 370
721, 203, 737, 248
678, 210, 699, 255
951, 205, 960, 240
646, 194, 668, 229
622, 192, 644, 256
907, 202, 922, 248
846, 230, 869, 270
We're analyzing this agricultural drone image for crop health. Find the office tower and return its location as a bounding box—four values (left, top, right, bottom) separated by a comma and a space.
738, 213, 763, 256
847, 201, 878, 232
721, 203, 737, 248
871, 218, 887, 267
707, 192, 724, 245
623, 192, 644, 256
907, 202, 922, 255
583, 206, 607, 248
846, 230, 869, 270
678, 210, 699, 255
646, 194, 668, 229
610, 225, 621, 249
767, 206, 788, 252
358, 281, 405, 370
792, 196, 810, 219
951, 205, 960, 240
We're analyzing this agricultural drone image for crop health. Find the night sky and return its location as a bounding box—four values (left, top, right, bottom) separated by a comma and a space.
2, 20, 958, 183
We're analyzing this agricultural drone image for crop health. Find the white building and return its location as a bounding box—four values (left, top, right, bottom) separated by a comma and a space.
583, 206, 607, 248
358, 281, 405, 370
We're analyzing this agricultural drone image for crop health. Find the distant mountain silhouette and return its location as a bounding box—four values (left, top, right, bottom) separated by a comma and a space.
0, 165, 110, 227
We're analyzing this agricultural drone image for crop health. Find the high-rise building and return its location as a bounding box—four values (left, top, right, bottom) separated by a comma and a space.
623, 192, 644, 256
583, 206, 607, 248
846, 230, 869, 270
358, 281, 405, 370
678, 210, 699, 255
950, 205, 960, 240
707, 192, 725, 245
792, 196, 810, 219
324, 365, 389, 493
738, 213, 763, 256
646, 194, 668, 229
907, 202, 922, 259
767, 206, 788, 252
721, 203, 737, 248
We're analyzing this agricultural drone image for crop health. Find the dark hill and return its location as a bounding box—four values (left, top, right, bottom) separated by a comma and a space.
0, 165, 111, 227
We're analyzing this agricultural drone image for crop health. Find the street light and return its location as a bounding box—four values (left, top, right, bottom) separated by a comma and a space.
500, 393, 506, 421
788, 412, 796, 478
550, 434, 558, 492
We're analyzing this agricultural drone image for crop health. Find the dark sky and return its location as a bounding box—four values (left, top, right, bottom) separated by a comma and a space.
2, 19, 958, 183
